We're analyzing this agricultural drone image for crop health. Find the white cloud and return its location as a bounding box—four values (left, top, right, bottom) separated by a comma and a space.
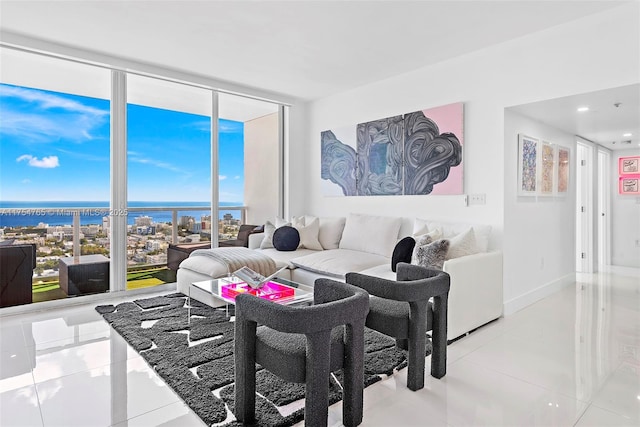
0, 86, 108, 142
21, 179, 31, 184
219, 175, 228, 180
1, 85, 107, 117
218, 121, 243, 134
128, 153, 192, 178
234, 175, 241, 180
17, 154, 60, 168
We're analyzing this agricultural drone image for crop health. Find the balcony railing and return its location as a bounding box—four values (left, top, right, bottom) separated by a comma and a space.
0, 205, 249, 299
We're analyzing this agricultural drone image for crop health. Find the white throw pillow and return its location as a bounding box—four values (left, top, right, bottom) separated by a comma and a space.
339, 213, 402, 257
291, 216, 306, 228
446, 227, 479, 259
413, 227, 442, 241
260, 220, 291, 249
295, 217, 323, 250
275, 217, 290, 228
414, 218, 492, 252
318, 217, 346, 249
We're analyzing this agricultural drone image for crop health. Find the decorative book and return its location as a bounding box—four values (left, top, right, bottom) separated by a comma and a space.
233, 265, 287, 289
221, 281, 295, 301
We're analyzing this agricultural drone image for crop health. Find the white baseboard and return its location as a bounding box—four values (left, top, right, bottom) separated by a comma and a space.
503, 273, 576, 316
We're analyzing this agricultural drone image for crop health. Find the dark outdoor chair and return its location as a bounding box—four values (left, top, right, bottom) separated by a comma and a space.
218, 224, 260, 248
234, 279, 370, 427
346, 262, 450, 391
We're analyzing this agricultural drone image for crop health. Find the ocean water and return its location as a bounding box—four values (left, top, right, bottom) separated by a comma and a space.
0, 201, 242, 227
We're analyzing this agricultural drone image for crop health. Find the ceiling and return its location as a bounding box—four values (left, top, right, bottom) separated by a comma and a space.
509, 84, 640, 151
0, 1, 636, 143
0, 0, 629, 101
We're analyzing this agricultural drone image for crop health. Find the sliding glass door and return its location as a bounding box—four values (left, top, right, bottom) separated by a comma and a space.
125, 74, 212, 289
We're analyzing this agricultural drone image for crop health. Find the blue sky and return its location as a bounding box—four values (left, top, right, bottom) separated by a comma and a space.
0, 83, 244, 203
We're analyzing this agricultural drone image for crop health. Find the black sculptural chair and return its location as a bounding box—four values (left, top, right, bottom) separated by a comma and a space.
346, 262, 450, 391
234, 279, 370, 427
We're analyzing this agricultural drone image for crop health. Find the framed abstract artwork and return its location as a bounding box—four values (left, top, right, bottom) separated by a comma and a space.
539, 141, 555, 196
517, 134, 539, 196
320, 102, 464, 197
619, 176, 640, 195
619, 156, 640, 175
556, 145, 570, 196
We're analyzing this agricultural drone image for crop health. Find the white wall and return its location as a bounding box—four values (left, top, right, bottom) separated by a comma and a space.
296, 3, 639, 311
503, 110, 577, 313
611, 148, 640, 267
244, 112, 280, 225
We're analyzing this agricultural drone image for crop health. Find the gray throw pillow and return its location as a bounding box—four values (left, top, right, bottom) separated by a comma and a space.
413, 238, 450, 270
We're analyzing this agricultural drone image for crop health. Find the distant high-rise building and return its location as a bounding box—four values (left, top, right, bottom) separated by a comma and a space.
223, 213, 233, 222
201, 215, 211, 231
146, 240, 161, 251
102, 217, 110, 237
135, 216, 153, 226
179, 216, 195, 228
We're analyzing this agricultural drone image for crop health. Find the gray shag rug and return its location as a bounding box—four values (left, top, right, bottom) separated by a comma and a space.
96, 293, 430, 426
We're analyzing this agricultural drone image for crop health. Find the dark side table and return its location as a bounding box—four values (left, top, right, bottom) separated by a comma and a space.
59, 255, 110, 296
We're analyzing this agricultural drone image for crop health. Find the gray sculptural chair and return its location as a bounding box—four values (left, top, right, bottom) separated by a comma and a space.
234, 279, 370, 427
346, 262, 450, 391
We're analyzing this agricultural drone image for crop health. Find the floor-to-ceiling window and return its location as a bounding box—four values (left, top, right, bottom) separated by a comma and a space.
0, 46, 286, 308
0, 47, 111, 305
125, 74, 212, 289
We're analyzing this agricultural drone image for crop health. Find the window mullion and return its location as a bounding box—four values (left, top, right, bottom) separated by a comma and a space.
110, 70, 127, 292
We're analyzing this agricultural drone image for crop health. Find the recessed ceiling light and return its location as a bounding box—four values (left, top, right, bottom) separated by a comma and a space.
623, 133, 632, 137
577, 106, 589, 112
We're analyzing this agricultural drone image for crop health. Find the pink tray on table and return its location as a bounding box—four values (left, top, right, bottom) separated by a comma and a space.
220, 281, 295, 302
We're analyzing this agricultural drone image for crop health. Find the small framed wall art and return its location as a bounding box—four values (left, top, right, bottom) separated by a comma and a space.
619, 176, 640, 195
539, 140, 555, 196
556, 145, 570, 195
619, 156, 640, 175
517, 134, 539, 196
517, 134, 570, 198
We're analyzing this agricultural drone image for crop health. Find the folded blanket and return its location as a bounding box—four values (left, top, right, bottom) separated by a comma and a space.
189, 247, 276, 277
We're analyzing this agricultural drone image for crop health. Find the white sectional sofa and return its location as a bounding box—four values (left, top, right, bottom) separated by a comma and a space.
177, 213, 503, 341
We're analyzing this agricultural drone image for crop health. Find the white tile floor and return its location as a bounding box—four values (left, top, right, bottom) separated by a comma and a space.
0, 267, 638, 426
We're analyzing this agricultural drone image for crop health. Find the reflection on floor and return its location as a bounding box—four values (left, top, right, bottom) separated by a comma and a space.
29, 266, 177, 304
1, 267, 638, 426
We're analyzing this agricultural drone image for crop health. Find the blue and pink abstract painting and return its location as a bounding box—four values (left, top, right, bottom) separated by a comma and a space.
321, 102, 464, 196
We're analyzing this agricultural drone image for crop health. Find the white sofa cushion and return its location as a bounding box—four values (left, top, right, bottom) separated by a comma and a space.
358, 263, 395, 280
178, 254, 227, 277
414, 219, 492, 252
339, 213, 402, 257
291, 249, 390, 278
257, 248, 320, 269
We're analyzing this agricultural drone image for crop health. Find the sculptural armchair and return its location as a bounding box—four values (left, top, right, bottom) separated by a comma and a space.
346, 262, 450, 391
234, 279, 370, 427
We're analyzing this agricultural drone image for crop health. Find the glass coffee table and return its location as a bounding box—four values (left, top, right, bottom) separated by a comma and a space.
189, 276, 313, 318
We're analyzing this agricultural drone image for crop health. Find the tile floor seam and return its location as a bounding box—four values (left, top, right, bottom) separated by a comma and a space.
456, 356, 595, 408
